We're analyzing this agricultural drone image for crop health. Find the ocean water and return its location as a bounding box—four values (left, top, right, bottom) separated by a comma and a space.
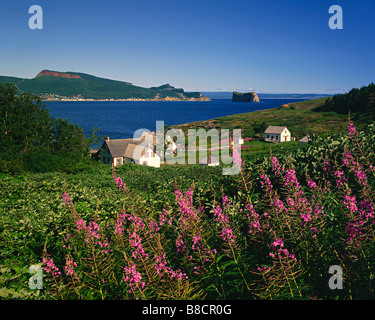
46, 99, 305, 140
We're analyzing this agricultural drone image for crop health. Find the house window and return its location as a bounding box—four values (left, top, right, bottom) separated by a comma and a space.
116, 158, 122, 166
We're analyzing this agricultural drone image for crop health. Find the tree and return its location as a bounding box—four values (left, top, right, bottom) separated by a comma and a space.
0, 83, 92, 173
51, 118, 87, 159
0, 83, 52, 156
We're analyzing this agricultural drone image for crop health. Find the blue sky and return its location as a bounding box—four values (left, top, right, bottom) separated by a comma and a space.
0, 0, 374, 93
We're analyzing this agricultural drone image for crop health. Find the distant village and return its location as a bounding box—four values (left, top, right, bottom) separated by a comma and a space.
91, 126, 311, 168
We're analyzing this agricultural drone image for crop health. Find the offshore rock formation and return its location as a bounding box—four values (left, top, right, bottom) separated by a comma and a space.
232, 91, 260, 103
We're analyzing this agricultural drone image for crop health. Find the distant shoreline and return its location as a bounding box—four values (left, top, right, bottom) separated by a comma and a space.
42, 97, 211, 102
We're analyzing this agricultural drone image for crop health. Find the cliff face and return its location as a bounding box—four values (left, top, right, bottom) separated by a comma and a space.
232, 91, 260, 103
36, 70, 81, 79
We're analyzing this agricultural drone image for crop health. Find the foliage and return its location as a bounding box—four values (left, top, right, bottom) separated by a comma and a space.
0, 83, 96, 174
1, 120, 375, 300
316, 82, 375, 123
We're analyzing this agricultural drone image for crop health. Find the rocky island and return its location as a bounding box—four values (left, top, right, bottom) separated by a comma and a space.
232, 91, 260, 103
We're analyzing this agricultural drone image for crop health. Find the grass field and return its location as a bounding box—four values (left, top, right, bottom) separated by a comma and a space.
172, 97, 349, 140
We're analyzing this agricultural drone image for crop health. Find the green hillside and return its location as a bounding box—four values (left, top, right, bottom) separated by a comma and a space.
0, 70, 206, 100
173, 83, 375, 140
314, 82, 375, 123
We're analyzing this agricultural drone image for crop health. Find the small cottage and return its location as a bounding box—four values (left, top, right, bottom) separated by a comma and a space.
264, 126, 291, 143
100, 137, 160, 168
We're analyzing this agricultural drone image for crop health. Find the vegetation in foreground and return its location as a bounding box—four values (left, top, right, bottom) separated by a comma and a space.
1, 120, 375, 300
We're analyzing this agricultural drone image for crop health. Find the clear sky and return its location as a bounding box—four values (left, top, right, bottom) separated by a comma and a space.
0, 0, 374, 93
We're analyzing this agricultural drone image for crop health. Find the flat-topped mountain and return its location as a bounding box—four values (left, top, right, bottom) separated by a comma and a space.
35, 70, 81, 79
0, 70, 210, 101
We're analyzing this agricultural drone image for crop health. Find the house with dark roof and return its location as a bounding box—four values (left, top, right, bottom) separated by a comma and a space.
99, 136, 160, 168
264, 126, 291, 143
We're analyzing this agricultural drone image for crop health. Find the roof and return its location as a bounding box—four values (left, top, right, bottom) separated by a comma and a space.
124, 143, 145, 161
102, 138, 158, 161
299, 135, 311, 143
264, 126, 288, 134
104, 139, 135, 158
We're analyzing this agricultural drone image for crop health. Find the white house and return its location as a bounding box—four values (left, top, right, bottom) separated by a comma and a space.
100, 137, 161, 168
264, 126, 291, 143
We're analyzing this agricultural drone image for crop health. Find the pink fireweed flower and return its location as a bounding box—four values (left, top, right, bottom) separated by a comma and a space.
114, 213, 128, 235
129, 231, 148, 260
269, 239, 297, 262
270, 238, 284, 249
114, 219, 124, 235
175, 233, 187, 254
344, 195, 358, 213
175, 189, 198, 227
342, 151, 356, 167
222, 195, 231, 209
42, 257, 61, 277
313, 204, 324, 217
300, 213, 311, 224
359, 199, 374, 220
84, 221, 112, 253
246, 203, 262, 234
64, 259, 78, 277
154, 253, 188, 280
159, 209, 172, 226
260, 174, 273, 191
85, 221, 100, 243
347, 122, 358, 136
346, 221, 364, 248
271, 156, 283, 175
221, 227, 235, 244
213, 206, 229, 224
307, 180, 317, 190
62, 193, 73, 206
334, 170, 347, 188
274, 198, 288, 214
123, 264, 145, 293
284, 168, 301, 189
192, 233, 202, 250
114, 176, 126, 192
355, 168, 368, 186
148, 220, 160, 238
75, 218, 86, 231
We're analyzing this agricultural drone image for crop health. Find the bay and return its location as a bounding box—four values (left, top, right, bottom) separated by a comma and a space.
46, 98, 305, 140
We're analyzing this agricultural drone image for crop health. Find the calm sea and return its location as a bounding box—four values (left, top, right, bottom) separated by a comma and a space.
46, 99, 305, 140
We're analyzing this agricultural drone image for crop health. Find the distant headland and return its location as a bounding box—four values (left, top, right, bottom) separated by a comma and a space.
0, 69, 211, 101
